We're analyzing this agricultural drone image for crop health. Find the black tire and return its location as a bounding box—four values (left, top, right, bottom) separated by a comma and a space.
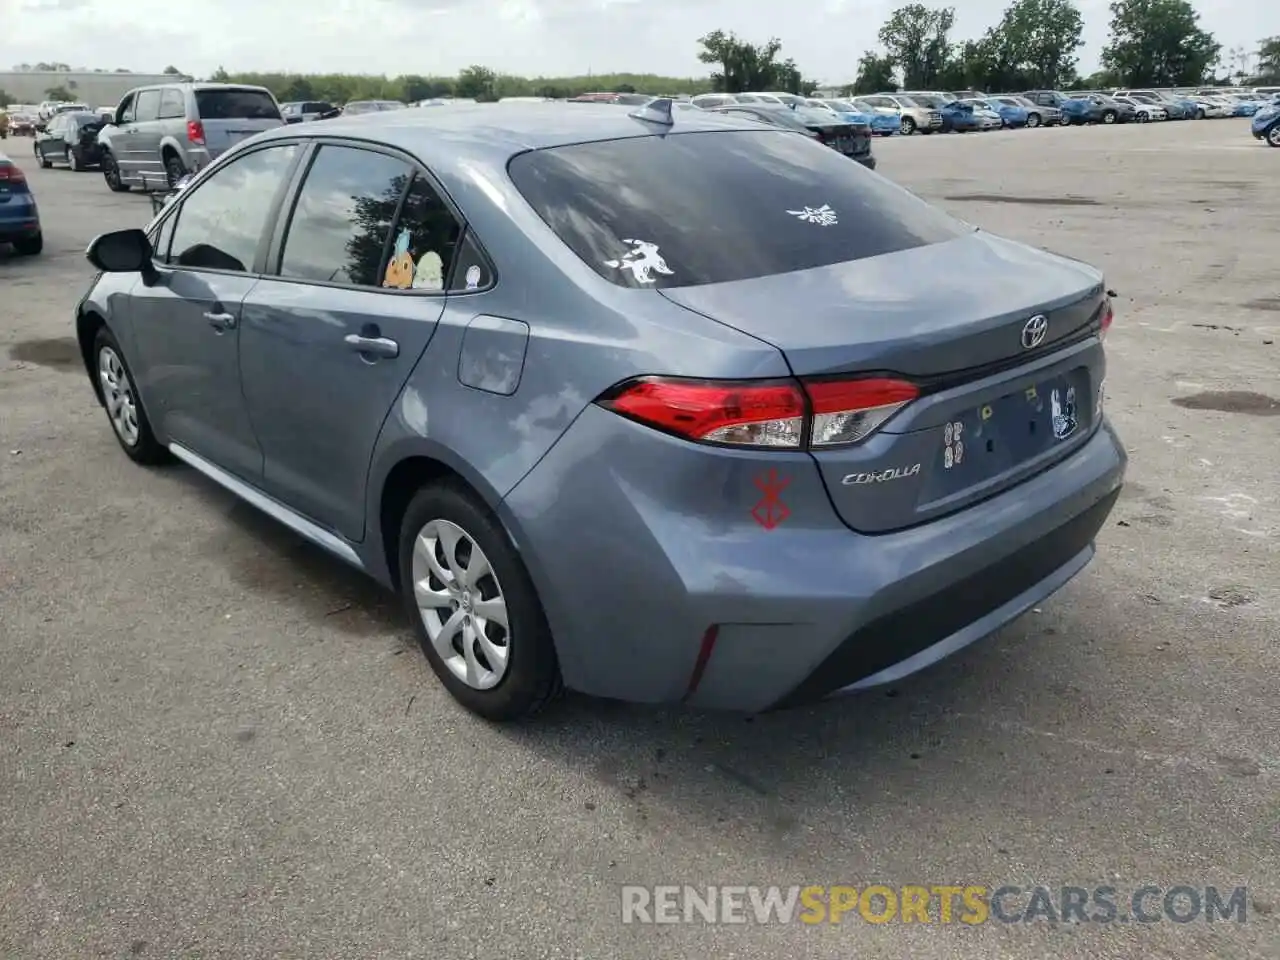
1102, 110, 1117, 124
1196, 108, 1205, 120
12, 232, 42, 256
1027, 113, 1041, 128
102, 151, 129, 192
38, 149, 52, 169
899, 116, 916, 135
68, 147, 82, 171
164, 153, 187, 188
398, 483, 562, 722
1267, 124, 1280, 148
92, 326, 168, 465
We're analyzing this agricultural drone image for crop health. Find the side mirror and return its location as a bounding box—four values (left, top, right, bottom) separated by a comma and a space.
87, 228, 154, 275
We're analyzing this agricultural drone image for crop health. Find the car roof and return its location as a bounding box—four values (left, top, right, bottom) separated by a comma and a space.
251, 101, 783, 164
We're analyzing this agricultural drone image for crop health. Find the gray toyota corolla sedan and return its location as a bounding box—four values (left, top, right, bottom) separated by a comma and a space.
75, 99, 1126, 721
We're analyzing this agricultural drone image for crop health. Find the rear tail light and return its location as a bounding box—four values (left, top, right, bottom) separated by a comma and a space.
806, 377, 919, 446
1099, 298, 1114, 339
186, 120, 205, 144
598, 375, 918, 449
0, 164, 26, 184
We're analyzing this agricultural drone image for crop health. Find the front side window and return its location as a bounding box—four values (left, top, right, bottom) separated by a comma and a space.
508, 130, 968, 289
118, 93, 136, 123
277, 145, 413, 288
167, 143, 300, 273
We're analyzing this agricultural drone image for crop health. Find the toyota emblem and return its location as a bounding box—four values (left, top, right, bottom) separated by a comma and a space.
1021, 315, 1049, 349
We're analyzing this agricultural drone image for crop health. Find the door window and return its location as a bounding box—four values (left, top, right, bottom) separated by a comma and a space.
167, 143, 300, 273
276, 145, 413, 288
387, 172, 463, 292
117, 93, 136, 123
157, 88, 185, 120
133, 90, 161, 123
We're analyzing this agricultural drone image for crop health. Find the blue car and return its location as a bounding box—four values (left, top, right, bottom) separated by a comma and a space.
844, 99, 906, 136
1251, 102, 1280, 146
938, 101, 982, 132
0, 151, 42, 256
981, 97, 1029, 127
1230, 96, 1263, 117
1022, 90, 1100, 125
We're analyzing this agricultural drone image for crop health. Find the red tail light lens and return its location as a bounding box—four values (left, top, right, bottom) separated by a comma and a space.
1099, 298, 1114, 339
0, 164, 25, 184
602, 377, 806, 448
804, 377, 919, 446
187, 120, 205, 144
598, 375, 919, 449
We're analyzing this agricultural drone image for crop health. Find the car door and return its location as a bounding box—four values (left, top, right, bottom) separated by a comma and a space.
39, 116, 66, 159
126, 141, 303, 481
127, 88, 164, 184
238, 142, 457, 540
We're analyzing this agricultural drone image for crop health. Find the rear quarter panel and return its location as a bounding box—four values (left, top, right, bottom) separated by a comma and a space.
362, 145, 787, 578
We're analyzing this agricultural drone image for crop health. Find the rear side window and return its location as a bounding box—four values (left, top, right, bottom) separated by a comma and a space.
507, 130, 968, 289
277, 145, 412, 288
157, 88, 185, 119
196, 89, 281, 120
388, 173, 463, 291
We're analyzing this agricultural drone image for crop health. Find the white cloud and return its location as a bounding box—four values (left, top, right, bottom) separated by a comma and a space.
0, 0, 1274, 85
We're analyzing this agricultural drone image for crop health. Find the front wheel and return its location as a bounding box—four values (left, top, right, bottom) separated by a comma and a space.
102, 152, 130, 192
398, 484, 563, 721
899, 116, 916, 135
38, 148, 52, 168
1267, 124, 1280, 147
1102, 110, 1117, 124
164, 154, 187, 188
1027, 113, 1041, 128
1196, 108, 1205, 120
68, 147, 82, 171
1136, 112, 1148, 123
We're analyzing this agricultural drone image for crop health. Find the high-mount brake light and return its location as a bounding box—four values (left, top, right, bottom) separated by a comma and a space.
598, 375, 919, 449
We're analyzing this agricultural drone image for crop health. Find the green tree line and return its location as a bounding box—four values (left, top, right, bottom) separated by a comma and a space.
851, 0, 1272, 94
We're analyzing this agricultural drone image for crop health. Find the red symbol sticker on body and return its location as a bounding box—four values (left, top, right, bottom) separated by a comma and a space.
751, 468, 792, 530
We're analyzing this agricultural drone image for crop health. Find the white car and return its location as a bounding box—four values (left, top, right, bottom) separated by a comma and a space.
1195, 97, 1232, 118
960, 99, 1004, 129
1114, 96, 1167, 121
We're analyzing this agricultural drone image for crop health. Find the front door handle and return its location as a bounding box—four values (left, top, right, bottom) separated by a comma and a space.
203, 310, 236, 331
344, 333, 399, 359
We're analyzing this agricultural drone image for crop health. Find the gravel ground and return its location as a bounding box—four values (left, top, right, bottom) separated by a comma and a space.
1, 118, 1277, 960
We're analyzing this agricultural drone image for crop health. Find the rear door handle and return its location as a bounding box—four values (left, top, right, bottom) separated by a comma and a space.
203, 310, 236, 331
344, 334, 399, 359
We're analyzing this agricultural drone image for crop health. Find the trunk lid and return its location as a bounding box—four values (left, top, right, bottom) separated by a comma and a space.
660, 231, 1110, 533
194, 88, 285, 157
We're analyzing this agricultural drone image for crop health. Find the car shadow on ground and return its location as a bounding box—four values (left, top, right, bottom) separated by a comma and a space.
170, 453, 1103, 833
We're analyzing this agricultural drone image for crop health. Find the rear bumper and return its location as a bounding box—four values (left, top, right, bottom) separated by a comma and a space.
0, 210, 41, 241
501, 404, 1126, 713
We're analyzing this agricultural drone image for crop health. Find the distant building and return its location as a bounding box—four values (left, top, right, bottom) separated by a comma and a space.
0, 71, 189, 108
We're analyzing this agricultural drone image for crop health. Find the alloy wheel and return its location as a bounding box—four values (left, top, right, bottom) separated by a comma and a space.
899, 116, 915, 135
411, 518, 510, 690
1268, 125, 1280, 147
103, 155, 121, 188
98, 346, 140, 447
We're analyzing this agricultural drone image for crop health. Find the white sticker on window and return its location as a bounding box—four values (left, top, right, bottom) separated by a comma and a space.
603, 239, 673, 284
787, 204, 839, 226
464, 265, 482, 290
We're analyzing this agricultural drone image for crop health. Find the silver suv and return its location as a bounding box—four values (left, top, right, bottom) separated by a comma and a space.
98, 83, 284, 192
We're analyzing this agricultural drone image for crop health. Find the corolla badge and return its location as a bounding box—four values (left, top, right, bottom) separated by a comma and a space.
1051, 386, 1078, 440
842, 464, 921, 485
1021, 314, 1049, 349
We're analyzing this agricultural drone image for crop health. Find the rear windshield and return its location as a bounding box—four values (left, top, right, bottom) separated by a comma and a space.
195, 89, 281, 120
507, 130, 968, 289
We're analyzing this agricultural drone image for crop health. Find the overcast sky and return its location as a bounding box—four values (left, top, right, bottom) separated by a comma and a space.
1, 0, 1275, 86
